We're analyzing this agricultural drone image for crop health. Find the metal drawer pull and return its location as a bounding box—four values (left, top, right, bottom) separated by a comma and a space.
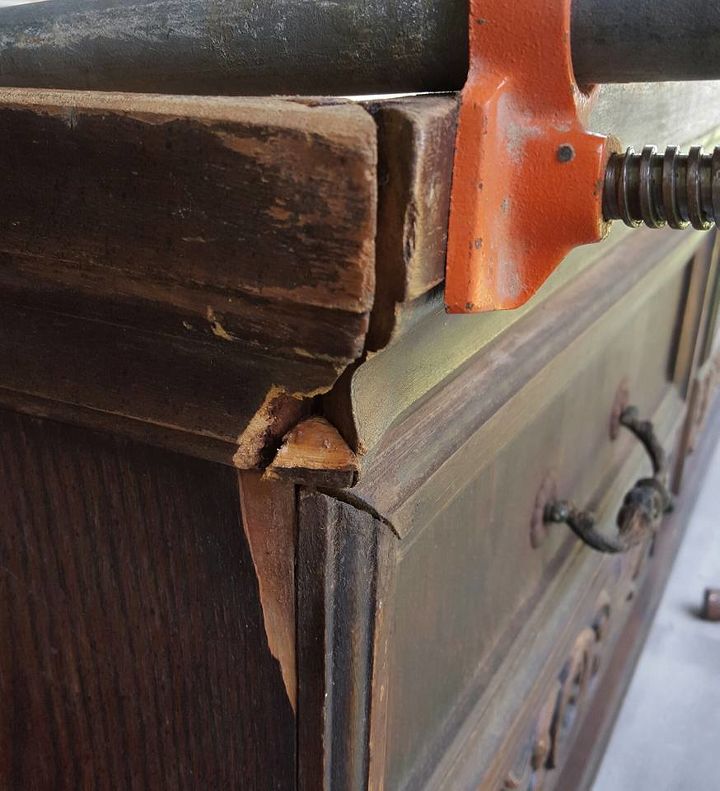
544, 407, 673, 554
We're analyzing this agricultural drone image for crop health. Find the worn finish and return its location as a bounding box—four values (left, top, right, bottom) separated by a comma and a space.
367, 97, 458, 350
297, 492, 388, 791
545, 406, 674, 554
0, 410, 295, 790
556, 391, 720, 790
0, 90, 377, 467
354, 231, 697, 524
376, 370, 685, 790
0, 302, 309, 468
0, 0, 469, 96
352, 229, 697, 788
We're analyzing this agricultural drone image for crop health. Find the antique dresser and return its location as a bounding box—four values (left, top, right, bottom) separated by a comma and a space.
1, 37, 720, 791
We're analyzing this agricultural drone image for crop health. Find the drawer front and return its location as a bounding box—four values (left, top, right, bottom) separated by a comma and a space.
372, 240, 699, 791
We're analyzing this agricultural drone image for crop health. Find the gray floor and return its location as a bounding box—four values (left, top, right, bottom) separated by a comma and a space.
592, 441, 720, 791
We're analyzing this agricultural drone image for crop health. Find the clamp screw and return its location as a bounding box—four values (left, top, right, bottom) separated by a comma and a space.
603, 146, 720, 230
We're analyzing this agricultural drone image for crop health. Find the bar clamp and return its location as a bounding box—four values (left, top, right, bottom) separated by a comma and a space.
446, 0, 720, 314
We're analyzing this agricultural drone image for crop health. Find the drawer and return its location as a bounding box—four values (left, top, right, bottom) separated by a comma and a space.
430, 396, 685, 791
348, 231, 705, 791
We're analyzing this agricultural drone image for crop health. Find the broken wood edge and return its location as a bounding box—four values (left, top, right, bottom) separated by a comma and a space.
264, 416, 360, 489
238, 471, 298, 713
233, 387, 310, 469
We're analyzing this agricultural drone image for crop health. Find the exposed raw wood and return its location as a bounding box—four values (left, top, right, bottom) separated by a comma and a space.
238, 472, 298, 712
266, 416, 359, 489
0, 90, 378, 467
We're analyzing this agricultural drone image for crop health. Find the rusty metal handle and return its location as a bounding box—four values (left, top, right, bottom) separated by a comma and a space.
545, 407, 673, 554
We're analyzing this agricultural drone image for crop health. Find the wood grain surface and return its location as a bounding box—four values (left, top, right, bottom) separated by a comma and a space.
0, 410, 295, 790
238, 471, 298, 712
368, 96, 458, 350
297, 491, 385, 791
266, 416, 359, 489
0, 90, 377, 467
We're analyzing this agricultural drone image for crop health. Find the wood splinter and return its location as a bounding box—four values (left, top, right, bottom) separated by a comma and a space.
265, 416, 359, 489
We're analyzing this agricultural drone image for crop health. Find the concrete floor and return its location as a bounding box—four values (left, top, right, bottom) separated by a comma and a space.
592, 440, 720, 791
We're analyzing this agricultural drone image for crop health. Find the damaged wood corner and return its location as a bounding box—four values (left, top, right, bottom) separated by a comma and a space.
238, 470, 298, 713
233, 387, 309, 470
265, 416, 360, 489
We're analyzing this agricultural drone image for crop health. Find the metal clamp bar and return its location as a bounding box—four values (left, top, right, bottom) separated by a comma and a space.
0, 0, 719, 96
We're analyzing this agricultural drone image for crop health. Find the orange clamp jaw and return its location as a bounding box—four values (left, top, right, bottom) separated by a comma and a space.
445, 0, 611, 314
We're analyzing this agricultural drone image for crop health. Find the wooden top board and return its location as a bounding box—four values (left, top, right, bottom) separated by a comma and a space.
0, 90, 377, 467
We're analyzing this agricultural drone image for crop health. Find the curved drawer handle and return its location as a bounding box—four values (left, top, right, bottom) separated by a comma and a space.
544, 407, 673, 554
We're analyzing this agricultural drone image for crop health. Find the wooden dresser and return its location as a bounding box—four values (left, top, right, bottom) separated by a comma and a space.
1, 81, 720, 790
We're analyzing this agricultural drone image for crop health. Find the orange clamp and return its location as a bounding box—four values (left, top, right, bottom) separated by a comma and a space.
445, 0, 611, 314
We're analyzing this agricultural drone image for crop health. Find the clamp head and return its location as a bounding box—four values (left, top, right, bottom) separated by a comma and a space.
445, 0, 611, 314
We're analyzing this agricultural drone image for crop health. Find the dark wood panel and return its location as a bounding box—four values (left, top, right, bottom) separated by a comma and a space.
297, 491, 389, 791
368, 97, 458, 350
0, 90, 377, 467
0, 410, 295, 790
0, 91, 376, 319
0, 301, 312, 469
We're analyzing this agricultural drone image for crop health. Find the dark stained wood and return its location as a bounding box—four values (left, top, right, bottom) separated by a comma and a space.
297, 491, 388, 791
0, 90, 377, 467
0, 410, 295, 790
367, 97, 458, 350
0, 301, 310, 469
0, 90, 376, 318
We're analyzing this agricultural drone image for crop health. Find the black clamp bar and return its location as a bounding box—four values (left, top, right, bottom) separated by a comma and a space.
0, 0, 719, 96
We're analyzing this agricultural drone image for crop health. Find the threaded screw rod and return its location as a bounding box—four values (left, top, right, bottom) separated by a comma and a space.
603, 146, 720, 230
